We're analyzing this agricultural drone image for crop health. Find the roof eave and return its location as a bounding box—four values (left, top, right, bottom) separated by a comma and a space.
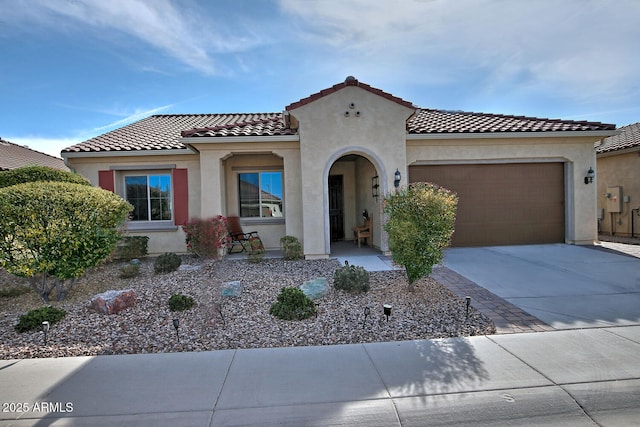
180, 135, 300, 145
406, 130, 618, 140
61, 148, 197, 159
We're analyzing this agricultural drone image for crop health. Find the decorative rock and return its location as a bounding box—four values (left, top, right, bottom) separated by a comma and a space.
130, 259, 141, 266
90, 289, 136, 314
178, 264, 202, 272
300, 278, 328, 300
221, 281, 243, 297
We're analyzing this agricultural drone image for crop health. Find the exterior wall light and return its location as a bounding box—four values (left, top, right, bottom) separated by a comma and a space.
394, 169, 401, 188
584, 167, 595, 184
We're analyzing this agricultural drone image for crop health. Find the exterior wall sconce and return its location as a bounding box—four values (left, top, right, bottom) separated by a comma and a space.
394, 169, 401, 188
584, 167, 595, 184
372, 176, 379, 198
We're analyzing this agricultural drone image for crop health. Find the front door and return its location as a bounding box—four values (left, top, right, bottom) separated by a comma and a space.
329, 175, 344, 241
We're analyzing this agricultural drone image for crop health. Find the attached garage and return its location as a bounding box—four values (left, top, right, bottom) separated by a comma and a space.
409, 163, 565, 246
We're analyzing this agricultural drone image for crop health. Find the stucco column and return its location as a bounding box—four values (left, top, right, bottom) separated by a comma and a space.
271, 148, 303, 241
199, 149, 227, 218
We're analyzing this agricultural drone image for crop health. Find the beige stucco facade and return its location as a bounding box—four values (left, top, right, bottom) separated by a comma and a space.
63, 83, 614, 256
597, 149, 640, 237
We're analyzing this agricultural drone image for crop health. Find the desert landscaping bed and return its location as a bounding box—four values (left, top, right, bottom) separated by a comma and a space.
0, 257, 495, 359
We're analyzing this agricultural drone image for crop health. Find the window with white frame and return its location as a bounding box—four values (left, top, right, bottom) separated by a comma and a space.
125, 174, 172, 221
238, 171, 283, 218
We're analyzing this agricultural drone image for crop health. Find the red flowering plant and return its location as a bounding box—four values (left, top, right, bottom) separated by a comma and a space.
182, 215, 231, 259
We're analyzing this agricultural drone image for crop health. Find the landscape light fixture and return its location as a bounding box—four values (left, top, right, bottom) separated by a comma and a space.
42, 321, 50, 346
172, 318, 180, 342
394, 169, 401, 188
584, 167, 595, 184
383, 304, 392, 322
363, 306, 371, 328
465, 296, 471, 319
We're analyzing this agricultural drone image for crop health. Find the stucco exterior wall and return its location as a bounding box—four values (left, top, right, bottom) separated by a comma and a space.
289, 86, 414, 258
407, 136, 603, 245
65, 153, 201, 254
597, 150, 640, 237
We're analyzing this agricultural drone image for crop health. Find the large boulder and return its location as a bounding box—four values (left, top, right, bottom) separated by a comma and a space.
90, 289, 136, 314
299, 278, 328, 300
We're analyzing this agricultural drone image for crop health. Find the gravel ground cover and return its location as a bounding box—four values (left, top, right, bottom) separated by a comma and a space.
0, 257, 495, 359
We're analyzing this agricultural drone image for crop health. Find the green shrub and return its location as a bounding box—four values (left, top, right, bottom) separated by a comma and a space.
168, 293, 195, 312
384, 182, 458, 289
269, 287, 316, 320
15, 306, 66, 333
113, 236, 149, 260
0, 165, 90, 189
154, 253, 182, 274
247, 237, 265, 264
280, 235, 303, 260
333, 264, 370, 293
0, 181, 133, 302
119, 263, 140, 279
182, 216, 230, 259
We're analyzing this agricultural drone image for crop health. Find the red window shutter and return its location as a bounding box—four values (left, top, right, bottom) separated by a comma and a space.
173, 168, 189, 226
98, 170, 115, 192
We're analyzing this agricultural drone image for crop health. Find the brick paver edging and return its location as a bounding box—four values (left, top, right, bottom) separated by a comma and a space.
431, 265, 555, 335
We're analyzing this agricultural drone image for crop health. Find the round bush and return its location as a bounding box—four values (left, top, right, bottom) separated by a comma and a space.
154, 253, 182, 274
15, 306, 66, 333
0, 165, 90, 189
280, 236, 303, 260
168, 293, 195, 312
269, 287, 316, 320
333, 264, 370, 293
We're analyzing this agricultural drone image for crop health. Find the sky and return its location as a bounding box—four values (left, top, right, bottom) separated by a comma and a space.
1, 0, 639, 159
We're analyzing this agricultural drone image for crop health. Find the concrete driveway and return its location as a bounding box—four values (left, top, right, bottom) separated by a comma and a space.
443, 244, 640, 330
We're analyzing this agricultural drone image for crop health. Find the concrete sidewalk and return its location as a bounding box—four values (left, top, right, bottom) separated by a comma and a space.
1, 326, 639, 426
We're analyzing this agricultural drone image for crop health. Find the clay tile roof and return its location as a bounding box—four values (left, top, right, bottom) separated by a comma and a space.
62, 113, 291, 153
408, 109, 616, 134
181, 113, 295, 138
285, 76, 416, 111
0, 138, 68, 171
596, 122, 640, 154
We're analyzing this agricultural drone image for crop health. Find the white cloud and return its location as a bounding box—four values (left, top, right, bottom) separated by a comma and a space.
92, 104, 174, 132
279, 0, 640, 102
5, 0, 263, 75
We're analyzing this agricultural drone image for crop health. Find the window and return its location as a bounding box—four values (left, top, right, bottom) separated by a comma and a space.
125, 174, 172, 221
239, 171, 283, 218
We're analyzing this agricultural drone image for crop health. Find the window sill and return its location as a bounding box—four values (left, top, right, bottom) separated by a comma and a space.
125, 222, 178, 232
240, 218, 285, 226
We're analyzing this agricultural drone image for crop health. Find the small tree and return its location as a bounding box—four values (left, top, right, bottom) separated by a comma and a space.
0, 181, 132, 302
384, 182, 458, 290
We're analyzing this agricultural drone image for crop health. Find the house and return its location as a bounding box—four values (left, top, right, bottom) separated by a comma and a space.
61, 77, 617, 257
596, 122, 640, 237
1, 137, 68, 171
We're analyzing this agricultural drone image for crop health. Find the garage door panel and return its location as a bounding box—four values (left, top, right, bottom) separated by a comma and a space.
409, 163, 564, 246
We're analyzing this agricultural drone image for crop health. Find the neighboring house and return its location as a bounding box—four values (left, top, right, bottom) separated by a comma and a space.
0, 138, 68, 171
61, 77, 616, 257
596, 122, 640, 237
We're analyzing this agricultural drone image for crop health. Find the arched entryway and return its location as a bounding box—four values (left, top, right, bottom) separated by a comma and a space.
323, 148, 387, 255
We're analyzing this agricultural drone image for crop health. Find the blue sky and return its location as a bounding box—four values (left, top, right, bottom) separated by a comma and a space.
1, 0, 639, 158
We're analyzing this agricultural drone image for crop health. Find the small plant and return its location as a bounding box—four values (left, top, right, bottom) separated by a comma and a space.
247, 237, 265, 264
182, 216, 230, 259
333, 264, 370, 293
269, 287, 316, 320
280, 235, 303, 260
168, 293, 195, 312
154, 252, 182, 274
15, 306, 66, 333
119, 263, 140, 279
113, 236, 149, 260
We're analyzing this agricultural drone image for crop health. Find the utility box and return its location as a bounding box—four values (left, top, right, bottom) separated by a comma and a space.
606, 186, 623, 213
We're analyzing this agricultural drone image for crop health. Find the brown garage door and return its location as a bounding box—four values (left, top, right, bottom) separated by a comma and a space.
409, 163, 564, 246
